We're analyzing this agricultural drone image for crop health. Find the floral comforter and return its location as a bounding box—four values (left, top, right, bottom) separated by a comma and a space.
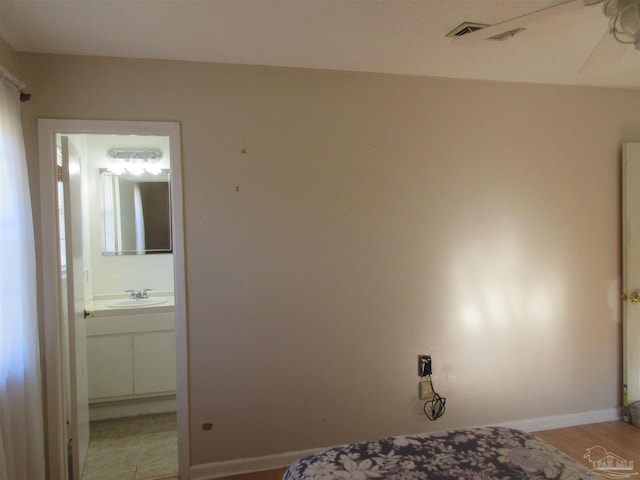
283, 426, 592, 480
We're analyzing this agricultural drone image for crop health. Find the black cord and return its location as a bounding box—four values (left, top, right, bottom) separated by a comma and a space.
422, 375, 446, 421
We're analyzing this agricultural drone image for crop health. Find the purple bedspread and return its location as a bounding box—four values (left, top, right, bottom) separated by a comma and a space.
283, 426, 592, 480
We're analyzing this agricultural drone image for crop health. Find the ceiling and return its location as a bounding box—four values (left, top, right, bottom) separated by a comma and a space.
1, 0, 639, 89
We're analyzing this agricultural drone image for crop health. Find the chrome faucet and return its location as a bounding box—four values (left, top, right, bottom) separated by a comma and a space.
125, 288, 152, 299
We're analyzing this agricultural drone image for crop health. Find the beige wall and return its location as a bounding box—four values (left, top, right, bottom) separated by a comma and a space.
18, 52, 640, 466
0, 35, 19, 77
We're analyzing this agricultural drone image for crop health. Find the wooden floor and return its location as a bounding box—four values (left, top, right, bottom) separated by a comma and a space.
213, 421, 640, 480
536, 420, 640, 471
214, 467, 288, 480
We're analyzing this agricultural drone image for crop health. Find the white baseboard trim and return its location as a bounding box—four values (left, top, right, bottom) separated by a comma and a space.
89, 396, 176, 421
492, 407, 621, 432
190, 407, 622, 480
189, 446, 327, 480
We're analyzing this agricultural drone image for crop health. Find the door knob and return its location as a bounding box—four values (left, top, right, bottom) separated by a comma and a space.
624, 291, 640, 303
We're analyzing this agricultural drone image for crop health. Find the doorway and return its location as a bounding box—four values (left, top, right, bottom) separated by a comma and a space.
38, 120, 189, 480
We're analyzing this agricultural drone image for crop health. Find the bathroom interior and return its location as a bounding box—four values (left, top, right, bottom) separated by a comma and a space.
60, 133, 178, 480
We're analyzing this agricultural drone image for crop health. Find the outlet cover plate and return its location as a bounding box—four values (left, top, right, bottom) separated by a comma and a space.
418, 355, 432, 377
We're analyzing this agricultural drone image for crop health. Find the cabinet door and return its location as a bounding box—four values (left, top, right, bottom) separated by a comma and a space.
87, 336, 134, 399
133, 332, 176, 395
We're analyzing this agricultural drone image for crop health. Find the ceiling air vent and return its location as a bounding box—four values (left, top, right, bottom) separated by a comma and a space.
446, 22, 489, 38
488, 27, 526, 41
446, 22, 526, 41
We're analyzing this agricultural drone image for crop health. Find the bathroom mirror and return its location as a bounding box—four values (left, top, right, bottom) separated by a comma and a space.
101, 170, 172, 255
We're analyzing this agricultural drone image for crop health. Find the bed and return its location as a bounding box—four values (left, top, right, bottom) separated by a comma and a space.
283, 426, 593, 480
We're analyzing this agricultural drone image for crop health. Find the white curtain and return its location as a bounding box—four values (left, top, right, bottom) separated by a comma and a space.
0, 68, 46, 479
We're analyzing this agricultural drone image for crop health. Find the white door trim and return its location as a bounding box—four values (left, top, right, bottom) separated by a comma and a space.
37, 119, 189, 480
623, 143, 640, 415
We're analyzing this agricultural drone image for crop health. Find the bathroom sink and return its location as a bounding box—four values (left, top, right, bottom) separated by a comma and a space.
106, 297, 168, 308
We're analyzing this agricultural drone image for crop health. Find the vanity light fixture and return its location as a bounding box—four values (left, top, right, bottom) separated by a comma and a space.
106, 147, 163, 175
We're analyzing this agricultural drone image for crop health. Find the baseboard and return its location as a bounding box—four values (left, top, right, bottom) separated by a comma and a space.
190, 446, 327, 480
89, 396, 177, 421
189, 407, 622, 480
492, 407, 621, 432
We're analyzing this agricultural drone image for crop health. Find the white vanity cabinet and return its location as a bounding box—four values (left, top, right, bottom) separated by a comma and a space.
86, 310, 175, 402
87, 335, 134, 398
133, 331, 176, 394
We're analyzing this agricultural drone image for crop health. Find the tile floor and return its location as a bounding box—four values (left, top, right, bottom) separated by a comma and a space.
82, 412, 178, 480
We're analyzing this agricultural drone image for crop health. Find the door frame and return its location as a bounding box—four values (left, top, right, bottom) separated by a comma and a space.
622, 143, 640, 417
37, 119, 189, 480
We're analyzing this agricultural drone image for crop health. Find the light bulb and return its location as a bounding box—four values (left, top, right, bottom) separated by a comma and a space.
145, 163, 162, 175
126, 163, 145, 175
108, 163, 126, 175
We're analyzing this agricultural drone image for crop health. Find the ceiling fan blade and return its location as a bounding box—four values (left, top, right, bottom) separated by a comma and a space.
579, 27, 636, 75
452, 0, 584, 44
579, 30, 611, 74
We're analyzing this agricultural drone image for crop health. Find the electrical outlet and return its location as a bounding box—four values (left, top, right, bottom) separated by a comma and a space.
418, 355, 432, 377
419, 380, 435, 400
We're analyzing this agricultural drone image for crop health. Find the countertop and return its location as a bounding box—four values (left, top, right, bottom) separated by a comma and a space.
85, 293, 175, 318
